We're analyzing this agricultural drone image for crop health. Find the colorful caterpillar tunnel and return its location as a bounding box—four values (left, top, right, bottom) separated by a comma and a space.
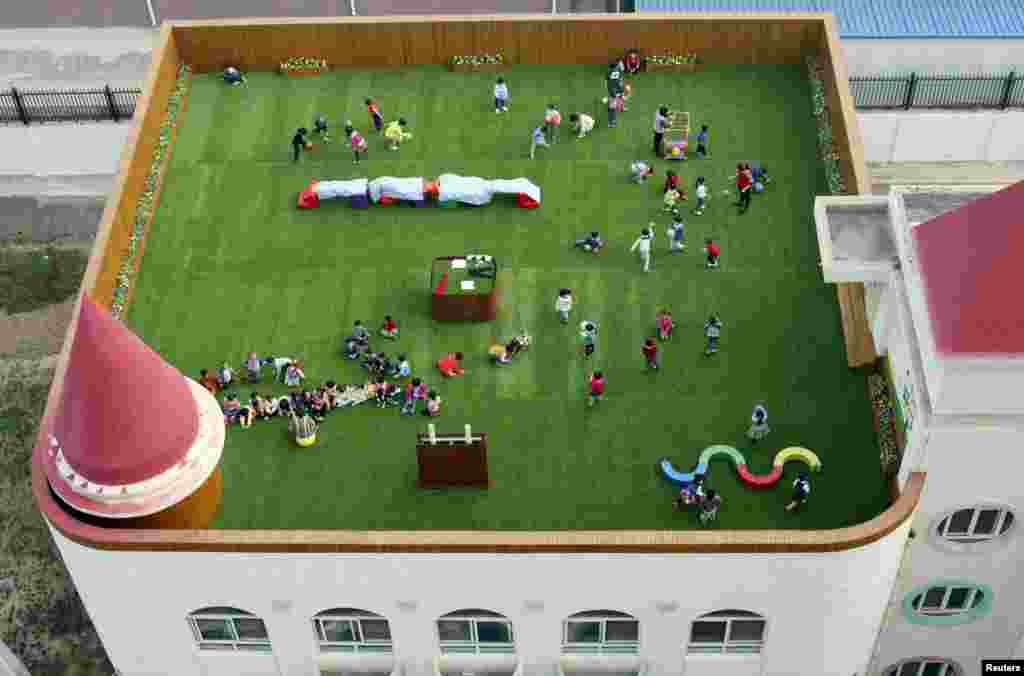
659, 445, 822, 489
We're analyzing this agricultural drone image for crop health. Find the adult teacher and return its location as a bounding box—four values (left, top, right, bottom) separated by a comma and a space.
289, 410, 319, 447
653, 107, 669, 158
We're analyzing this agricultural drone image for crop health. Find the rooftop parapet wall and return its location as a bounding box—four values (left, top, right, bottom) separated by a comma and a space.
31, 15, 914, 554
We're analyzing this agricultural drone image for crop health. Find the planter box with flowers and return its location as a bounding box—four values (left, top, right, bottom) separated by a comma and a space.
806, 56, 846, 195
869, 372, 903, 490
448, 54, 506, 72
279, 57, 329, 77
645, 54, 700, 72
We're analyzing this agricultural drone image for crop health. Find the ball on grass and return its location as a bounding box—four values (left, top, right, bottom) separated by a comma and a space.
671, 146, 681, 157
754, 182, 765, 193
601, 96, 609, 104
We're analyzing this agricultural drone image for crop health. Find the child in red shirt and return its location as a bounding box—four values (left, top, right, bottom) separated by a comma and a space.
380, 315, 399, 339
663, 170, 680, 194
365, 98, 384, 133
624, 49, 641, 75
437, 352, 465, 377
588, 371, 606, 407
656, 310, 674, 341
705, 238, 721, 269
642, 339, 659, 370
345, 124, 368, 164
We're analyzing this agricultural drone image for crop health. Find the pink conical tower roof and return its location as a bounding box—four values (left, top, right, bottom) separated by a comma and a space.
54, 295, 199, 486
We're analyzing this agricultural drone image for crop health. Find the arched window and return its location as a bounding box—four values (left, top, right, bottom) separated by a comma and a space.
885, 657, 962, 676
935, 506, 1014, 543
437, 609, 515, 654
562, 610, 639, 655
187, 607, 271, 652
902, 581, 992, 626
313, 608, 393, 653
687, 610, 765, 655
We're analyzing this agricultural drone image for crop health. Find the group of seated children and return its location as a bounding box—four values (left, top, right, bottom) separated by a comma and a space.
488, 331, 533, 365
361, 351, 411, 379
672, 475, 723, 523
399, 378, 442, 416
344, 317, 401, 360
574, 232, 605, 254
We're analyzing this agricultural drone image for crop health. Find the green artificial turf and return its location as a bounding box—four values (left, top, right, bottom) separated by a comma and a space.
126, 64, 889, 531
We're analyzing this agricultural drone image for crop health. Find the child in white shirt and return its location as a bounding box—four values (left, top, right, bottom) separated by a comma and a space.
695, 176, 708, 215
556, 288, 574, 323
569, 113, 594, 139
494, 78, 510, 113
630, 226, 655, 272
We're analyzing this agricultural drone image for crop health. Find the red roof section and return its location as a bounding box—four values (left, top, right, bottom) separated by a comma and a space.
54, 296, 199, 485
913, 181, 1024, 356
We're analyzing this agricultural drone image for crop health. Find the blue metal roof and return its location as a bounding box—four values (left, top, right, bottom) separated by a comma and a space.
634, 0, 1024, 38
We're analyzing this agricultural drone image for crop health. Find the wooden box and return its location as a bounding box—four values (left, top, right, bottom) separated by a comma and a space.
416, 433, 489, 488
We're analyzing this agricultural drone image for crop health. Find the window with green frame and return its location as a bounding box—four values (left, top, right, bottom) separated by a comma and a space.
902, 581, 992, 625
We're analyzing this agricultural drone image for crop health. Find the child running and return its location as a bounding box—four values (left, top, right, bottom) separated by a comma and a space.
642, 338, 659, 370
344, 122, 369, 164
705, 238, 721, 269
666, 211, 686, 253
587, 371, 606, 407
556, 288, 574, 324
384, 118, 411, 151
313, 114, 330, 142
570, 113, 594, 139
580, 321, 597, 359
544, 103, 562, 143
630, 225, 655, 273
694, 177, 708, 215
365, 98, 384, 134
656, 310, 674, 341
530, 124, 550, 160
704, 315, 723, 356
494, 77, 510, 113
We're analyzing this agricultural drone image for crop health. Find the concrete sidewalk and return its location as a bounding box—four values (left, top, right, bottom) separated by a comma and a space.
0, 123, 131, 179
869, 161, 1024, 193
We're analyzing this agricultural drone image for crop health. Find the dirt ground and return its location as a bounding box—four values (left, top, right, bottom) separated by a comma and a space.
0, 298, 75, 358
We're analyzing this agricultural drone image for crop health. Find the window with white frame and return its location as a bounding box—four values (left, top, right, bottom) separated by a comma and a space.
885, 657, 961, 676
313, 608, 393, 653
437, 609, 515, 655
910, 585, 985, 616
936, 507, 1014, 543
687, 610, 765, 655
562, 610, 639, 655
187, 607, 272, 652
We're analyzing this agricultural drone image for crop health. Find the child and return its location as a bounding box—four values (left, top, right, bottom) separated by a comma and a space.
313, 114, 329, 141
344, 336, 368, 360
530, 125, 549, 160
630, 226, 655, 273
223, 66, 246, 85
663, 170, 680, 195
322, 382, 340, 409
365, 98, 384, 134
199, 369, 220, 395
291, 127, 308, 163
222, 391, 242, 424
384, 118, 412, 151
494, 77, 510, 113
544, 104, 562, 143
656, 310, 674, 341
261, 356, 294, 383
705, 238, 721, 269
694, 177, 708, 215
309, 390, 328, 421
284, 362, 305, 388
587, 371, 606, 407
344, 123, 369, 164
694, 124, 709, 158
663, 186, 683, 213
786, 473, 811, 511
624, 49, 641, 75
580, 321, 597, 359
237, 402, 255, 429
699, 489, 722, 524
351, 320, 370, 342
574, 231, 604, 253
395, 354, 411, 379
489, 343, 512, 365
437, 352, 465, 378
642, 338, 659, 370
606, 94, 621, 129
569, 113, 594, 139
425, 390, 443, 417
736, 163, 753, 213
747, 404, 770, 443
375, 378, 395, 408
621, 82, 633, 111
244, 352, 262, 384
631, 160, 654, 184
362, 351, 385, 375
704, 315, 722, 356
380, 315, 399, 339
401, 377, 426, 415
217, 362, 235, 388
556, 289, 574, 324
666, 212, 686, 253
654, 106, 670, 157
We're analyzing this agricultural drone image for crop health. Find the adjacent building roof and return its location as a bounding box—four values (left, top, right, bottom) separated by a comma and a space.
912, 181, 1024, 357
634, 1, 1024, 38
53, 295, 199, 485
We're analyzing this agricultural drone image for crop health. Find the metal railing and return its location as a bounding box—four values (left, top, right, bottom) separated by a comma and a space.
850, 72, 1023, 110
0, 85, 142, 125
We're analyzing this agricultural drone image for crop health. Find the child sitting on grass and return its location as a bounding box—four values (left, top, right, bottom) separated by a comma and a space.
344, 336, 369, 360
262, 356, 294, 383
663, 170, 680, 195
380, 315, 400, 339
362, 351, 385, 375
569, 113, 594, 139
284, 362, 305, 388
375, 378, 397, 408
425, 390, 443, 417
663, 185, 685, 212
489, 343, 512, 365
218, 362, 235, 388
394, 354, 411, 379
437, 352, 465, 378
244, 352, 262, 384
631, 160, 654, 184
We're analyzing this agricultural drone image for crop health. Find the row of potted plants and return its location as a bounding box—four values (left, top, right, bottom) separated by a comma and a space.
645, 52, 700, 69
806, 56, 845, 195
111, 63, 191, 320
869, 372, 902, 478
279, 57, 329, 76
446, 52, 701, 71
448, 54, 505, 71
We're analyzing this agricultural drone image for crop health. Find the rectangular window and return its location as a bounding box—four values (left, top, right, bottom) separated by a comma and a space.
974, 509, 1000, 535
438, 620, 473, 642
604, 621, 639, 642
687, 617, 765, 656
565, 621, 601, 644
361, 619, 392, 642
439, 618, 515, 655
195, 618, 234, 642
315, 616, 394, 654
322, 620, 359, 643
189, 613, 272, 652
477, 621, 512, 643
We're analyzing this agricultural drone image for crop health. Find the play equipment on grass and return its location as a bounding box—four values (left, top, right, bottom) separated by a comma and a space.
297, 175, 540, 209
659, 444, 821, 489
297, 179, 368, 209
431, 255, 500, 322
663, 110, 689, 160
417, 424, 489, 488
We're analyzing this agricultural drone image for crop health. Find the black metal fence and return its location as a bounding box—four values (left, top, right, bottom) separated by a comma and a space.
0, 86, 142, 125
850, 72, 1024, 110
